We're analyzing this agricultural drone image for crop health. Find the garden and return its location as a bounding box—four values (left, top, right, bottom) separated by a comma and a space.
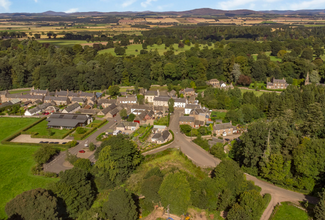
154, 116, 169, 126
180, 124, 212, 137
26, 120, 72, 139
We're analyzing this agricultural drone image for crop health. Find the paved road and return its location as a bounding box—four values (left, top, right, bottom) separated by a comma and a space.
43, 115, 121, 173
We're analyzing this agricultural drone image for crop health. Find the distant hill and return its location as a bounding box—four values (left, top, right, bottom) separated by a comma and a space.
1, 8, 325, 17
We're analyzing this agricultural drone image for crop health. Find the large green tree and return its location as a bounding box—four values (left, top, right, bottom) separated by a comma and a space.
158, 172, 191, 215
5, 188, 66, 220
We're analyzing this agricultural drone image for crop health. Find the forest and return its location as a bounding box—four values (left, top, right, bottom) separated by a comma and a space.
1, 26, 325, 91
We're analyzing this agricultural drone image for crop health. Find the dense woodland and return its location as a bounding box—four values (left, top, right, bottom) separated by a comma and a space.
2, 26, 325, 91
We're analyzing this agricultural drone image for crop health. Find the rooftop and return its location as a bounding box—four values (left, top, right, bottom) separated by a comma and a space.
179, 116, 195, 122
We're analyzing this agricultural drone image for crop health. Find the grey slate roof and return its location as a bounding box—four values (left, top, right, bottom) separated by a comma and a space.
214, 122, 234, 130
174, 98, 186, 103
31, 89, 47, 95
6, 94, 44, 100
153, 96, 170, 102
47, 113, 89, 127
28, 103, 52, 114
145, 90, 158, 96
152, 130, 170, 142
71, 97, 86, 103
185, 104, 199, 109
101, 103, 118, 115
64, 102, 80, 113
117, 96, 137, 102
0, 101, 13, 108
98, 99, 116, 105
179, 116, 195, 122
184, 88, 195, 93
44, 96, 68, 101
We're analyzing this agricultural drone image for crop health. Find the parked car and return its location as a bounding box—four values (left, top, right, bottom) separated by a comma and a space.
62, 142, 67, 145
49, 142, 54, 144
54, 142, 59, 144
79, 150, 85, 153
43, 141, 49, 144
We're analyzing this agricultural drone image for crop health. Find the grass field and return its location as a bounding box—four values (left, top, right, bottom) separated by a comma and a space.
8, 89, 31, 95
26, 120, 70, 138
37, 39, 89, 47
240, 89, 266, 97
252, 52, 282, 62
98, 43, 214, 56
0, 118, 57, 219
271, 202, 309, 220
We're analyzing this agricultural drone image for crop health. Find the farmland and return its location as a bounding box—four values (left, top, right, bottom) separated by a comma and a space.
0, 118, 57, 219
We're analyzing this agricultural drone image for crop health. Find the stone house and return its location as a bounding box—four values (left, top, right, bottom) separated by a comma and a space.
151, 130, 171, 144
214, 122, 237, 137
179, 116, 195, 128
145, 90, 159, 103
267, 78, 288, 89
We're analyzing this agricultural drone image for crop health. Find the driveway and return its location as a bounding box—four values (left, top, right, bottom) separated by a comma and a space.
11, 134, 69, 144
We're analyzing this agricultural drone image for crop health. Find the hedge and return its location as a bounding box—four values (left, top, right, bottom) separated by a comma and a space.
30, 128, 76, 139
74, 119, 107, 140
139, 125, 153, 141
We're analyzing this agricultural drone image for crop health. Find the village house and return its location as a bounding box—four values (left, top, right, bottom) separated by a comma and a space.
62, 102, 81, 114
78, 108, 100, 116
117, 95, 137, 104
116, 122, 139, 131
208, 137, 224, 148
207, 79, 220, 88
267, 78, 289, 89
24, 103, 53, 116
174, 98, 187, 108
130, 105, 149, 115
185, 104, 200, 114
47, 113, 93, 129
134, 110, 155, 125
44, 105, 59, 114
145, 90, 159, 103
168, 90, 177, 97
30, 87, 49, 96
98, 103, 119, 118
44, 96, 70, 106
98, 99, 116, 108
0, 101, 13, 109
0, 91, 45, 103
151, 130, 171, 144
79, 91, 96, 100
179, 116, 195, 128
71, 97, 87, 105
214, 122, 237, 137
190, 108, 210, 122
153, 96, 169, 107
152, 125, 167, 133
182, 88, 195, 97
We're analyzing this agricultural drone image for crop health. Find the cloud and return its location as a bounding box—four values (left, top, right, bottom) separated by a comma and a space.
0, 0, 11, 11
64, 8, 79, 13
289, 0, 325, 10
157, 3, 173, 10
34, 0, 38, 2
141, 0, 157, 8
121, 0, 137, 7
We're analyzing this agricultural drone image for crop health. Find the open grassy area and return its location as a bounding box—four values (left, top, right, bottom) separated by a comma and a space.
252, 51, 282, 62
98, 43, 214, 56
8, 89, 31, 95
154, 116, 168, 126
211, 111, 226, 120
0, 118, 57, 219
271, 202, 309, 220
240, 89, 266, 97
37, 39, 89, 47
0, 118, 39, 141
26, 120, 70, 139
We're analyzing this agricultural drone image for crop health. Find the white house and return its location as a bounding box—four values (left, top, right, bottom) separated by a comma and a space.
185, 104, 200, 114
117, 96, 137, 104
174, 98, 187, 108
24, 103, 52, 116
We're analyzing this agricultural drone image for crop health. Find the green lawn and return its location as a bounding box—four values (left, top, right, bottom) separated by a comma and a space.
154, 116, 168, 126
211, 111, 226, 120
26, 120, 70, 139
271, 202, 309, 220
37, 39, 88, 47
9, 89, 31, 95
240, 89, 266, 97
98, 43, 214, 56
0, 118, 57, 219
0, 118, 39, 141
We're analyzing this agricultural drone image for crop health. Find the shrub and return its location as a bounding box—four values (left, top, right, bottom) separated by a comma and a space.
33, 146, 59, 165
69, 140, 78, 148
89, 143, 96, 151
210, 143, 226, 159
180, 124, 192, 133
76, 127, 86, 134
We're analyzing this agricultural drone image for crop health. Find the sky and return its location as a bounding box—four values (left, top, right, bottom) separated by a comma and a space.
1, 0, 325, 13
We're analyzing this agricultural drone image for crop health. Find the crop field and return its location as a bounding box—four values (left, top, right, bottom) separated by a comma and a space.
98, 43, 214, 56
0, 118, 57, 219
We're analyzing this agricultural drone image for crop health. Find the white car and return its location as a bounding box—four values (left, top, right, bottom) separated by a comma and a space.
113, 130, 122, 136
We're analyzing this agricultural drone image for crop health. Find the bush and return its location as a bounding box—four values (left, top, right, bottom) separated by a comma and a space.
33, 146, 59, 165
180, 124, 192, 133
210, 143, 226, 159
76, 127, 87, 134
89, 143, 96, 151
68, 140, 78, 148
193, 136, 210, 151
73, 158, 92, 171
